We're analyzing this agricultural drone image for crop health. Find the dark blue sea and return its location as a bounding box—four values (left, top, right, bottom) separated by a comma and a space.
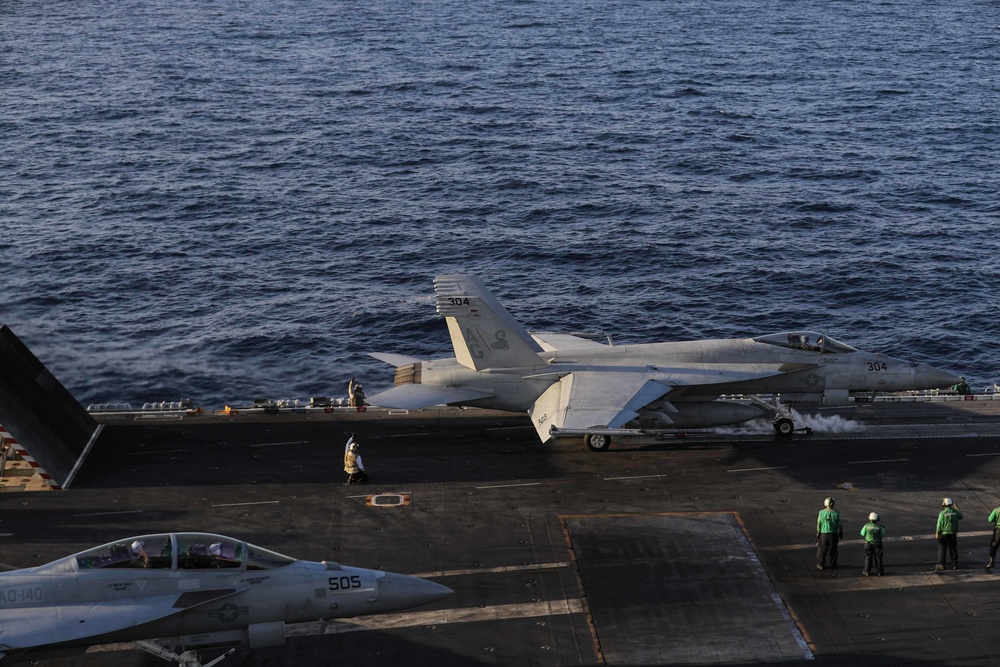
2, 0, 998, 408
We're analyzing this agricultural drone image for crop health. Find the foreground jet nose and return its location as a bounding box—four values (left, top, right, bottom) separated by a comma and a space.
375, 572, 453, 612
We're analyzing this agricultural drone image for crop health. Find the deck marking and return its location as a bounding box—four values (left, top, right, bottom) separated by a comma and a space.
847, 458, 908, 464
967, 452, 1000, 457
475, 482, 542, 489
294, 599, 586, 635
409, 561, 572, 578
603, 474, 667, 481
818, 569, 1000, 593
210, 501, 280, 507
249, 440, 309, 447
366, 493, 411, 508
85, 599, 586, 653
727, 466, 788, 472
764, 530, 995, 551
73, 509, 145, 517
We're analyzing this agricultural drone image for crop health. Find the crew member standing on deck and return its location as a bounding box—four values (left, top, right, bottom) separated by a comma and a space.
348, 378, 366, 408
344, 433, 369, 485
987, 501, 1000, 569
860, 512, 886, 576
936, 497, 963, 570
816, 497, 843, 570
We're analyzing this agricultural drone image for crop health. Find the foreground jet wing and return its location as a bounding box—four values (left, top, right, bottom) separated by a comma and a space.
367, 383, 495, 409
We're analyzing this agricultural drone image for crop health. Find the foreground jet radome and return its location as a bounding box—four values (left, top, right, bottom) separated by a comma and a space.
369, 275, 960, 451
0, 533, 452, 666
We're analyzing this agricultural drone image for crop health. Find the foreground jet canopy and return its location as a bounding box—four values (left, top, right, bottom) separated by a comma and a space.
369, 274, 961, 451
0, 532, 452, 666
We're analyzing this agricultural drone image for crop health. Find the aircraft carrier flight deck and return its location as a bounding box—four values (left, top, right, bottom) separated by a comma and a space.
4, 396, 1000, 666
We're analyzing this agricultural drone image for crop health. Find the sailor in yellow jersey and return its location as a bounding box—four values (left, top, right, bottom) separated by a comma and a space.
348, 378, 367, 408
344, 433, 369, 485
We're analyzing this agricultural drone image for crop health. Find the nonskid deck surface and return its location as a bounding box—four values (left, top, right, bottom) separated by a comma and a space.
4, 401, 1000, 666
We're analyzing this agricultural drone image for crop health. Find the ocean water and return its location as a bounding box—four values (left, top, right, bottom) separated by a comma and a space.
1, 0, 998, 408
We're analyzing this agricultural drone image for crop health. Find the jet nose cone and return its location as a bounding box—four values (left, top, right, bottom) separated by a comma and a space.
377, 572, 453, 612
916, 363, 963, 390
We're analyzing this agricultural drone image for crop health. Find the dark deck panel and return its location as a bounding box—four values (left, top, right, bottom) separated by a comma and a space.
565, 513, 811, 665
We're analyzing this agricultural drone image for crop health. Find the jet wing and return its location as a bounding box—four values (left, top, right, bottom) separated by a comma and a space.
529, 333, 608, 352
529, 371, 673, 442
366, 384, 494, 409
528, 365, 794, 442
0, 589, 240, 650
369, 352, 424, 367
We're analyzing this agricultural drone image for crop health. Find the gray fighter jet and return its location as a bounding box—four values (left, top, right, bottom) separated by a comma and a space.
0, 532, 452, 666
369, 274, 961, 451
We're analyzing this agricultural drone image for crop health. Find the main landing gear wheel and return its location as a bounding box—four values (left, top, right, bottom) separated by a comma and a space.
585, 433, 612, 452
773, 418, 795, 437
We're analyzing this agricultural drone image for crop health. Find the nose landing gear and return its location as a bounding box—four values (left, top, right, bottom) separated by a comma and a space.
773, 417, 795, 437
747, 396, 812, 437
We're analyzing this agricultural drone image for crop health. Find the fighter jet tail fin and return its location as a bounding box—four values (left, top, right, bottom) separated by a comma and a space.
434, 275, 543, 371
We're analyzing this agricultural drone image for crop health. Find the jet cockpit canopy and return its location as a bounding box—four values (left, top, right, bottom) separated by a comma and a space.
754, 331, 857, 354
63, 533, 297, 572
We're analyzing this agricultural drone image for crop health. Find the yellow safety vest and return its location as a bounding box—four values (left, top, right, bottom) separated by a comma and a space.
344, 450, 360, 474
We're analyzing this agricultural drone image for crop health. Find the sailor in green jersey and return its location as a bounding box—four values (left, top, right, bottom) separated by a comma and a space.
816, 497, 843, 570
860, 512, 886, 576
987, 502, 1000, 569
935, 497, 963, 570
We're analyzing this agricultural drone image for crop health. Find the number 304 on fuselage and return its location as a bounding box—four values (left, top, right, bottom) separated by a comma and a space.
369, 275, 960, 450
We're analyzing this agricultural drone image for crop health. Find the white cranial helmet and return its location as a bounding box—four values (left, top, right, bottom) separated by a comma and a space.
942, 497, 953, 506
824, 497, 835, 507
869, 512, 879, 521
